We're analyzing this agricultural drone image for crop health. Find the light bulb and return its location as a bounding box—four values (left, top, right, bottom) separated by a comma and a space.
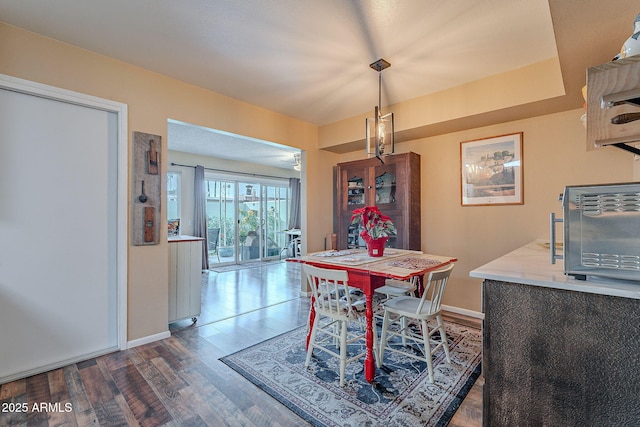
377, 122, 386, 154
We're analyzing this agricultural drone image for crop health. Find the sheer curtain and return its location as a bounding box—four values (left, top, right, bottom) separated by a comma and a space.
288, 177, 301, 230
194, 165, 209, 270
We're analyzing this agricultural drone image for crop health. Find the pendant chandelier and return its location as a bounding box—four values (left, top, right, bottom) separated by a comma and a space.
366, 58, 394, 162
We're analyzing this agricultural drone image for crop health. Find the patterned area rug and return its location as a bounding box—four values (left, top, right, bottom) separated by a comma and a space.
221, 321, 482, 426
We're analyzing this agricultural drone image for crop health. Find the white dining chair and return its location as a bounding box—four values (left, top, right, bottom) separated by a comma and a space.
378, 263, 454, 383
302, 264, 373, 386
375, 275, 418, 302
374, 276, 418, 344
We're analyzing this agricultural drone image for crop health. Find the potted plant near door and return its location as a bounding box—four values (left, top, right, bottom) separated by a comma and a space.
350, 206, 396, 257
209, 216, 235, 257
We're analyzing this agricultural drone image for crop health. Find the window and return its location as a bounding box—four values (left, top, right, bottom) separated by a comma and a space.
167, 171, 181, 220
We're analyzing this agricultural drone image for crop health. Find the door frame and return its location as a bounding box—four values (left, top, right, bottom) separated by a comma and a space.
0, 74, 128, 352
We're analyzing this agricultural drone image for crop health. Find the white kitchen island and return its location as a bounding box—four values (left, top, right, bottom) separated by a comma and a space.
168, 235, 204, 324
471, 241, 640, 426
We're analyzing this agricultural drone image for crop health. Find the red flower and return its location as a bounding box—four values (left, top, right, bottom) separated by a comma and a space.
350, 206, 396, 240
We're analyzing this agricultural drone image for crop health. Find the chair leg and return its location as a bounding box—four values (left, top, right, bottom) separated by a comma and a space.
422, 319, 435, 383
339, 320, 347, 386
371, 316, 379, 368
436, 314, 451, 362
400, 316, 408, 346
378, 311, 390, 366
305, 315, 320, 368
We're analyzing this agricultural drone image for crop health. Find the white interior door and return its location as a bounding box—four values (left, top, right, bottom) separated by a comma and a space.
0, 77, 127, 383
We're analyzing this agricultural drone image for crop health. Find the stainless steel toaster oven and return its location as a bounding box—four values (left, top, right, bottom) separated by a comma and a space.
550, 182, 640, 281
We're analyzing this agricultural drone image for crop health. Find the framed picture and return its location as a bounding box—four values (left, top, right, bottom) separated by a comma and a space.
168, 218, 180, 237
460, 132, 523, 206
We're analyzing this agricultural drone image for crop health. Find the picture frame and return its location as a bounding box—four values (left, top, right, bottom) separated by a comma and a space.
168, 218, 180, 237
460, 132, 523, 206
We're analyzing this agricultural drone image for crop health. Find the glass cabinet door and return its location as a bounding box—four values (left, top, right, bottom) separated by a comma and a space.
345, 217, 363, 249
384, 212, 403, 248
345, 170, 367, 208
373, 162, 398, 208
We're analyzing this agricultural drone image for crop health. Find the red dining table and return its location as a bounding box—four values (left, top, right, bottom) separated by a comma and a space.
290, 248, 457, 383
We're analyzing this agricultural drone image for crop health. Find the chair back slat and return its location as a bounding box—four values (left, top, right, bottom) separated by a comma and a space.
416, 263, 454, 314
303, 264, 354, 319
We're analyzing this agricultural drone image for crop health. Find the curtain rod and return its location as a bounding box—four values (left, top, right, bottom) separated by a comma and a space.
170, 162, 291, 180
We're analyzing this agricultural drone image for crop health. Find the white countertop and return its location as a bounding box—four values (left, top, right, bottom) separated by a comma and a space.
168, 235, 204, 242
470, 241, 640, 300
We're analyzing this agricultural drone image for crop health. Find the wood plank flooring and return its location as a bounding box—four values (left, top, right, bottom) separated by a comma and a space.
0, 261, 482, 426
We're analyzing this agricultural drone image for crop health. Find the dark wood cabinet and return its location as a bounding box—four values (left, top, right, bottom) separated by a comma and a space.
336, 152, 421, 250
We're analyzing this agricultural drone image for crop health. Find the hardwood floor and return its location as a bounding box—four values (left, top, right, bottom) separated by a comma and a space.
0, 261, 482, 426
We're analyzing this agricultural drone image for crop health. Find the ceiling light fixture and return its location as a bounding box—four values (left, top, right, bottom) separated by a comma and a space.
366, 58, 394, 163
293, 153, 301, 171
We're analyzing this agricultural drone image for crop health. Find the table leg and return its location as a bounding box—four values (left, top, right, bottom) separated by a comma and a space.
361, 274, 385, 383
364, 289, 376, 382
416, 274, 425, 296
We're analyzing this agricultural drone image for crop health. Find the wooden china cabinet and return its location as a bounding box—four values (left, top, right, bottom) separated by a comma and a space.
336, 152, 421, 250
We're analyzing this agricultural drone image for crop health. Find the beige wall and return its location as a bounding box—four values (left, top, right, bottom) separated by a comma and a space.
0, 23, 332, 341
319, 58, 566, 149
338, 109, 635, 312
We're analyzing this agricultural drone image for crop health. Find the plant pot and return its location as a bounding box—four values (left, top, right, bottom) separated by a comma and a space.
366, 237, 388, 257
219, 246, 234, 257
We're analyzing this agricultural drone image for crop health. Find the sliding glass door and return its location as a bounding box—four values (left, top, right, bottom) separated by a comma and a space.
261, 184, 289, 259
205, 176, 289, 265
238, 181, 261, 262
205, 179, 237, 263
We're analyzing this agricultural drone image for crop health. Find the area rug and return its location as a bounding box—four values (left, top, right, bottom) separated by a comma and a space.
221, 321, 482, 426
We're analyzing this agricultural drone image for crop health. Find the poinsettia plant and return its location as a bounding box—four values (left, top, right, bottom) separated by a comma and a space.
350, 206, 396, 241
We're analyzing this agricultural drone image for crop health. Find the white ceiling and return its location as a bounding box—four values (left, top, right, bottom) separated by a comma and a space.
168, 120, 301, 170
0, 0, 562, 169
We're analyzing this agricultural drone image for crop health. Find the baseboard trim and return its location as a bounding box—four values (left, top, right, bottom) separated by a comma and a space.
127, 330, 171, 349
442, 304, 484, 320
